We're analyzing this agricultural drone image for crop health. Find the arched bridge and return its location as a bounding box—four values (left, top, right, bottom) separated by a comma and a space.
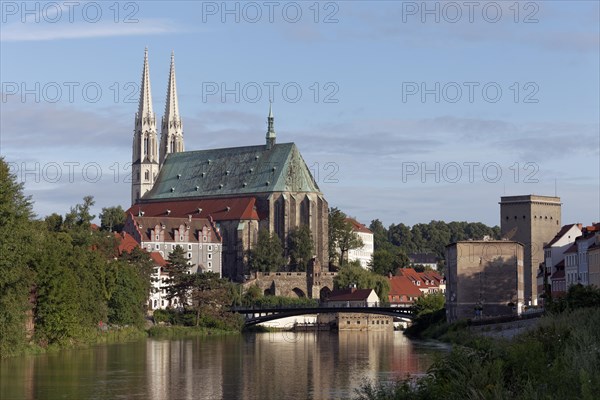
231, 304, 414, 327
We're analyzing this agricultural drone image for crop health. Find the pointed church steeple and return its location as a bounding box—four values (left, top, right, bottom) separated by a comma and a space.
132, 47, 159, 205
137, 47, 154, 125
266, 101, 276, 150
160, 50, 184, 165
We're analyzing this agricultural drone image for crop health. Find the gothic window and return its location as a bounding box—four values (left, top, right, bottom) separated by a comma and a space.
145, 170, 150, 181
144, 136, 149, 155
170, 139, 175, 153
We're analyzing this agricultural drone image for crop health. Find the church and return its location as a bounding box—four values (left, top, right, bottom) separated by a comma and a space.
126, 49, 329, 280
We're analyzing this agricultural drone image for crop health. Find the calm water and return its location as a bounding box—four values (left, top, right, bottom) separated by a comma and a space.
0, 332, 446, 400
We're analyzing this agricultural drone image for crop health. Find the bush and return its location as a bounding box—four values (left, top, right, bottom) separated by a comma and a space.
356, 307, 600, 400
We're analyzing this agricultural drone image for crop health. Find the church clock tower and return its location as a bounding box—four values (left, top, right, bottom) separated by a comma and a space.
131, 48, 160, 204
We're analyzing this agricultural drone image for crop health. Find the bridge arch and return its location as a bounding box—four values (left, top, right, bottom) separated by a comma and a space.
292, 287, 306, 298
319, 286, 332, 300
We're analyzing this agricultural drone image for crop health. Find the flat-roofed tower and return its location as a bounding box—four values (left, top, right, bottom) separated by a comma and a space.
500, 195, 561, 305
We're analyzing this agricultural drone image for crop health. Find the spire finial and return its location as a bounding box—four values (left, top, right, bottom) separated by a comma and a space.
164, 50, 180, 119
138, 47, 153, 119
266, 101, 276, 149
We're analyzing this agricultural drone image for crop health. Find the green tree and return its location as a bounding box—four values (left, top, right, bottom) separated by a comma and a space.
247, 229, 285, 272
107, 260, 149, 327
64, 195, 96, 230
99, 205, 126, 232
370, 248, 411, 276
287, 225, 314, 272
334, 262, 390, 300
0, 158, 36, 357
328, 208, 363, 267
166, 245, 192, 306
44, 213, 63, 232
413, 292, 445, 317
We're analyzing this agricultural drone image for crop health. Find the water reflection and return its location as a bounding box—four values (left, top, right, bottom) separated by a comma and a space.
1, 332, 443, 400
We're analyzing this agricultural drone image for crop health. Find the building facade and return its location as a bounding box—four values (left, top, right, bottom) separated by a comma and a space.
127, 49, 328, 281
124, 213, 223, 276
446, 240, 524, 322
345, 218, 374, 269
500, 195, 561, 305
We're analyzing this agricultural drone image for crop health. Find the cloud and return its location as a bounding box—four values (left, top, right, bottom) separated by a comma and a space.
1, 17, 180, 42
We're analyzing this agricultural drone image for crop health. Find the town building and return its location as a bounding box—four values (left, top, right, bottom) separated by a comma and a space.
124, 213, 223, 276
407, 253, 438, 270
445, 240, 524, 322
319, 288, 392, 331
127, 49, 328, 281
115, 231, 177, 312
345, 218, 374, 269
538, 224, 582, 302
387, 268, 445, 307
550, 260, 567, 298
500, 195, 561, 305
588, 236, 600, 287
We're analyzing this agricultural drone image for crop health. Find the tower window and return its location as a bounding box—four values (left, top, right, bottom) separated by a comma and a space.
145, 170, 150, 181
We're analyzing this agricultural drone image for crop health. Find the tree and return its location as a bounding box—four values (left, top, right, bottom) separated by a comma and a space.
328, 208, 363, 267
287, 225, 314, 272
413, 292, 445, 317
370, 248, 411, 276
334, 262, 390, 300
247, 229, 285, 272
100, 206, 126, 232
64, 195, 96, 230
0, 158, 36, 356
166, 245, 192, 306
44, 213, 63, 232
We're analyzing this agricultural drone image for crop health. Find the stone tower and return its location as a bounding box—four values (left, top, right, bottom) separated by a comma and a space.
159, 51, 184, 166
500, 195, 561, 305
265, 102, 276, 150
131, 48, 160, 204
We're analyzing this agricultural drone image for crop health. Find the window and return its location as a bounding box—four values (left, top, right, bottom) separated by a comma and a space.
208, 253, 212, 260
171, 244, 175, 250
156, 235, 159, 240
187, 252, 192, 259
203, 235, 207, 242
180, 235, 183, 241
188, 244, 192, 250
208, 261, 212, 268
208, 245, 213, 251
155, 244, 160, 250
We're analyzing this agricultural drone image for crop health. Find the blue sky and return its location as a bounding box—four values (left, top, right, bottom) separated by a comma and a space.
1, 0, 599, 227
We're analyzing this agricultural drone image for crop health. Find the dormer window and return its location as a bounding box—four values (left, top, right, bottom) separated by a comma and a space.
156, 235, 159, 240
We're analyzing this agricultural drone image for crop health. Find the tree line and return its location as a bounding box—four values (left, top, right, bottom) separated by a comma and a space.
0, 159, 156, 357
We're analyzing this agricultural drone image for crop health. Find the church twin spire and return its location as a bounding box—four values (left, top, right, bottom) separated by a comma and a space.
160, 50, 184, 165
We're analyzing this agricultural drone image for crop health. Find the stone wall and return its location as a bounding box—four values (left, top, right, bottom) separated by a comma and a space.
243, 270, 336, 300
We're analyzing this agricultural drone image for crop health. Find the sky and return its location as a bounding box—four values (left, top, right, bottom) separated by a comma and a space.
1, 0, 599, 228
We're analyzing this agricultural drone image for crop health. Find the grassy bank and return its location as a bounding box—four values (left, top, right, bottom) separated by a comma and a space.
147, 325, 240, 338
356, 307, 600, 400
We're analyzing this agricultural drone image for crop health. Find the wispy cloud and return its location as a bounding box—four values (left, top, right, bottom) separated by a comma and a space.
1, 18, 179, 42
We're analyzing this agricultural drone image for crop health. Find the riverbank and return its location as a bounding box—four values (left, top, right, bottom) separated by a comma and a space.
5, 325, 241, 358
356, 307, 600, 400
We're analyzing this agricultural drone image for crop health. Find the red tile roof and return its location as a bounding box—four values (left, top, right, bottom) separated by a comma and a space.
327, 288, 374, 302
115, 232, 140, 255
127, 215, 221, 243
127, 197, 260, 221
388, 275, 423, 298
150, 252, 167, 267
345, 218, 372, 234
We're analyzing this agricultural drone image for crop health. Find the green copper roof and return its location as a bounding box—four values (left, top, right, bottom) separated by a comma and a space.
143, 142, 320, 200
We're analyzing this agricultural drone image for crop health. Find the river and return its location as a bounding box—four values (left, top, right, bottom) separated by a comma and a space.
0, 331, 447, 400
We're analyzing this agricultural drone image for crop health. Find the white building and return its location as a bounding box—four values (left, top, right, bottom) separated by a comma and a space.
124, 213, 223, 276
345, 218, 374, 269
541, 224, 582, 301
